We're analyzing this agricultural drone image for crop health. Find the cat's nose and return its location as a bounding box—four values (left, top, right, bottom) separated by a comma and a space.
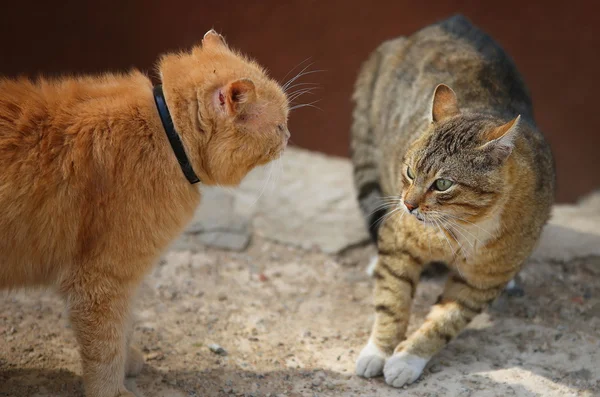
405, 202, 418, 212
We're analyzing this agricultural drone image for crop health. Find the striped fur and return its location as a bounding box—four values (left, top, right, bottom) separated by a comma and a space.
352, 15, 555, 388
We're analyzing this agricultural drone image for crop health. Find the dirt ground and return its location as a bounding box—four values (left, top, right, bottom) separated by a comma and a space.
1, 235, 599, 397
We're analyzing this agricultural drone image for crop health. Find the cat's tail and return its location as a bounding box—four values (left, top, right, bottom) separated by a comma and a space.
350, 39, 405, 243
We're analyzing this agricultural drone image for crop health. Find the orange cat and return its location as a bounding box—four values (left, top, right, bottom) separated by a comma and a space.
0, 30, 289, 397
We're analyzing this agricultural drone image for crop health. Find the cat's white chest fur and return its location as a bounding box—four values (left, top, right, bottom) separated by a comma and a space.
451, 210, 502, 259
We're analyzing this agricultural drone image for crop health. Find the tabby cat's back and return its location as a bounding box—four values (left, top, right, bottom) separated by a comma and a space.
351, 15, 554, 388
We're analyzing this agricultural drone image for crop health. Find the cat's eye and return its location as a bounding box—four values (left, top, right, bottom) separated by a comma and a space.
407, 167, 415, 180
277, 124, 284, 132
434, 179, 454, 191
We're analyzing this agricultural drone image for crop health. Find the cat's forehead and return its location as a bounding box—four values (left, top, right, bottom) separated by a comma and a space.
411, 117, 490, 174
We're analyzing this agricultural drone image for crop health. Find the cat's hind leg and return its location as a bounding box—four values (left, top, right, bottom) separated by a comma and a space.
125, 344, 144, 377
125, 312, 144, 377
64, 274, 137, 397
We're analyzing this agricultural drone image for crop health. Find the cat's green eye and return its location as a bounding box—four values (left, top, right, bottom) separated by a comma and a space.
407, 167, 415, 180
434, 179, 454, 191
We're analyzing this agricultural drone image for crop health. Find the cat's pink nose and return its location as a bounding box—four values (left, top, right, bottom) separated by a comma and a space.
405, 202, 418, 212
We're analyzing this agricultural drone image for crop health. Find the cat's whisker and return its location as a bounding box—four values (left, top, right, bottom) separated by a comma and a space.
288, 88, 316, 98
447, 224, 470, 260
287, 88, 318, 103
280, 57, 313, 89
446, 221, 476, 249
282, 62, 315, 90
394, 206, 407, 231
437, 212, 495, 238
290, 100, 322, 112
248, 162, 274, 209
366, 205, 393, 217
287, 85, 318, 95
372, 206, 402, 230
431, 219, 447, 253
435, 220, 468, 278
428, 228, 433, 257
367, 200, 401, 215
439, 215, 487, 248
282, 67, 324, 92
284, 82, 320, 94
434, 218, 456, 258
273, 157, 284, 190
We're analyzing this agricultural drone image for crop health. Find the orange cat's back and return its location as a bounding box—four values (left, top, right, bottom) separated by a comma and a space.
0, 72, 193, 289
0, 30, 290, 397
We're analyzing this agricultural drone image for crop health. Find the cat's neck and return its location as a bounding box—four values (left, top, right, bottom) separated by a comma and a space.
158, 55, 213, 185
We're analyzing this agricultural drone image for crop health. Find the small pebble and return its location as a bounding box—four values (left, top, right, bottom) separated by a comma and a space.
208, 343, 228, 356
429, 364, 443, 373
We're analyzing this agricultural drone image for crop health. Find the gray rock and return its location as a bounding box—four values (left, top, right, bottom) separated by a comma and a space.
236, 147, 369, 253
532, 190, 600, 262
176, 188, 251, 251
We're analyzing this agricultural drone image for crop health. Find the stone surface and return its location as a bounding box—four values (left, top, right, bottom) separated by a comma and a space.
236, 147, 369, 254
174, 188, 251, 252
177, 147, 369, 254
533, 190, 600, 262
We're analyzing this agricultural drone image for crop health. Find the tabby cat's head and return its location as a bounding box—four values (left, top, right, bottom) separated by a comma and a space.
401, 84, 520, 225
159, 30, 290, 186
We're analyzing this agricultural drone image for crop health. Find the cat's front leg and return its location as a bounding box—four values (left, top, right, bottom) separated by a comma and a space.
383, 272, 509, 388
64, 276, 137, 397
356, 249, 422, 378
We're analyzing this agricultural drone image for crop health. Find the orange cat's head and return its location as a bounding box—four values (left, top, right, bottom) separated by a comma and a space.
158, 30, 290, 186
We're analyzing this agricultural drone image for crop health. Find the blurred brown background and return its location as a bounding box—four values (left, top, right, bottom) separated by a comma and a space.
0, 1, 596, 202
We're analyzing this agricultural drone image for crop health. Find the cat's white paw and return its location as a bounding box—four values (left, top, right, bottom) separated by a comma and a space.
383, 352, 428, 388
356, 340, 387, 378
366, 255, 378, 277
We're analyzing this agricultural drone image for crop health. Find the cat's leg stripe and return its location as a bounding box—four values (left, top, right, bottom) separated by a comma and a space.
436, 330, 453, 344
450, 274, 505, 292
455, 299, 484, 314
372, 269, 384, 280
379, 247, 423, 266
378, 261, 415, 297
436, 297, 483, 315
375, 304, 398, 318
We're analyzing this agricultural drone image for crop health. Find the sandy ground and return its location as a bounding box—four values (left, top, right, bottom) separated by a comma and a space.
1, 236, 599, 397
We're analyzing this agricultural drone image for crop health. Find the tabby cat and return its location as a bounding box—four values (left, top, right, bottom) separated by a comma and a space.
0, 30, 289, 397
350, 15, 554, 387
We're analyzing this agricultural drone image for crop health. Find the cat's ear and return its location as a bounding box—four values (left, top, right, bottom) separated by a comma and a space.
202, 29, 227, 48
480, 115, 521, 163
216, 78, 257, 116
430, 84, 460, 123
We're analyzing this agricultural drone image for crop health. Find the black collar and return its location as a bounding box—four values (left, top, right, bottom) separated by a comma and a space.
153, 85, 200, 184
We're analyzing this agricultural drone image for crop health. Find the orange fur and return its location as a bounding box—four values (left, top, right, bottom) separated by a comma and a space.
0, 30, 289, 397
